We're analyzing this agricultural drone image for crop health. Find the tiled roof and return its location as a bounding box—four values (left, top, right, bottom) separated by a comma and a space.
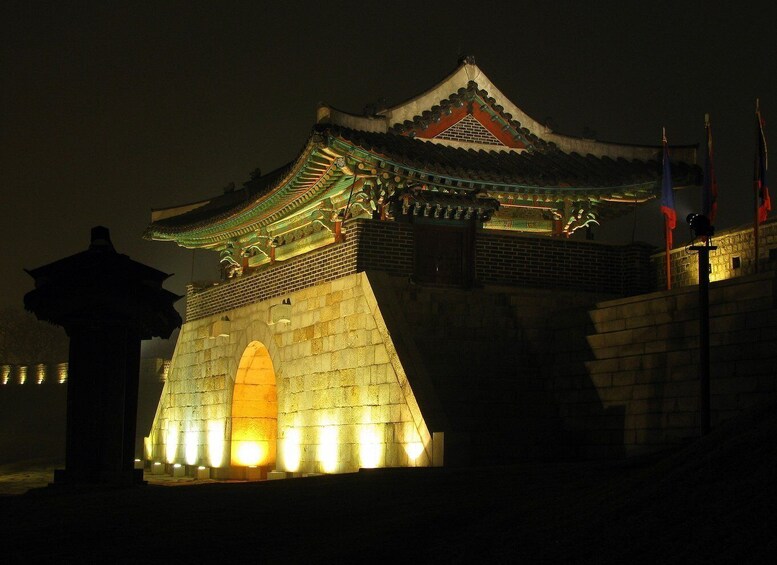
149, 165, 292, 230
328, 126, 699, 191
387, 80, 545, 149
146, 125, 700, 239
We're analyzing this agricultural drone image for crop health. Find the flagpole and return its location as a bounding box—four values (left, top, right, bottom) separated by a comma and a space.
754, 99, 761, 274
665, 220, 672, 289
663, 127, 672, 290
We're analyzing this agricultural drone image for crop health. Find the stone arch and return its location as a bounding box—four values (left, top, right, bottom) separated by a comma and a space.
230, 340, 278, 469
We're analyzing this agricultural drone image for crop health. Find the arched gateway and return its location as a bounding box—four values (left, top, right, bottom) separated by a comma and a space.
145, 61, 702, 473
230, 341, 277, 473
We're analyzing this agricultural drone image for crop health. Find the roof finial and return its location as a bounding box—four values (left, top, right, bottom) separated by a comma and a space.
89, 226, 115, 252
459, 54, 476, 66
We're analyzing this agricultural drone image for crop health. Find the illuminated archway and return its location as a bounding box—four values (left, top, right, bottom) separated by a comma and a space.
230, 341, 278, 468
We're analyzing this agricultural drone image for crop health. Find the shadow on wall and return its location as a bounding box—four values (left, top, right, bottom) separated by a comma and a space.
575, 270, 777, 455
371, 274, 626, 464
528, 298, 629, 459
500, 268, 777, 459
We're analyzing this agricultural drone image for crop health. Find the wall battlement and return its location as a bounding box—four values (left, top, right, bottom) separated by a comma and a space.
186, 219, 655, 322
653, 218, 777, 289
152, 219, 777, 474
0, 359, 170, 464
1, 362, 69, 386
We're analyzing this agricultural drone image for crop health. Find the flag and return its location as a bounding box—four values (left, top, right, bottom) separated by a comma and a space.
661, 129, 676, 248
702, 114, 718, 224
755, 105, 770, 223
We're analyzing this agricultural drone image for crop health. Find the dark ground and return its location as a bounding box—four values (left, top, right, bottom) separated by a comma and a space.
1, 403, 775, 563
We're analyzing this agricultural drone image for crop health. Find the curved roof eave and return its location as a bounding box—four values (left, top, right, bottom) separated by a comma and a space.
145, 132, 336, 242
146, 122, 700, 247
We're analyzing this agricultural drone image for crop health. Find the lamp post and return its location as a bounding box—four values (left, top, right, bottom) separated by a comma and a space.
687, 214, 717, 437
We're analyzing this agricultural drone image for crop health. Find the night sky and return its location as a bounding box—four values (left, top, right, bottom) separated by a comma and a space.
2, 1, 776, 333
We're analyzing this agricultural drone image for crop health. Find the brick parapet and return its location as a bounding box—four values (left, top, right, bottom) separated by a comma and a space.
187, 220, 655, 321
186, 223, 361, 321
476, 231, 653, 295
355, 220, 414, 275
653, 217, 777, 289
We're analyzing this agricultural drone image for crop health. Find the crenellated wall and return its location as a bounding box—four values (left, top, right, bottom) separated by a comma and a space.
476, 230, 654, 295
186, 219, 655, 322
0, 359, 168, 464
153, 218, 777, 475
152, 267, 777, 474
653, 218, 777, 289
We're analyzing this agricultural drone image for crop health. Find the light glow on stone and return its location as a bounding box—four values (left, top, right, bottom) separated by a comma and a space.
165, 422, 179, 464
2, 365, 10, 385
18, 366, 27, 385
144, 436, 153, 460
230, 341, 278, 468
234, 440, 268, 467
185, 429, 199, 466
283, 427, 301, 472
208, 420, 225, 468
36, 364, 45, 384
319, 425, 338, 473
359, 425, 383, 468
404, 442, 424, 461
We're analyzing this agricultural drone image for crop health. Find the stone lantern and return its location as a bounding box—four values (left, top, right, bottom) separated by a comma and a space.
24, 226, 181, 485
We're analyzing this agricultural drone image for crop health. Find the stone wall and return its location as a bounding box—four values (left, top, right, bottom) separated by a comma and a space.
547, 270, 777, 457
150, 272, 434, 476
164, 218, 777, 470
154, 264, 777, 471
374, 279, 612, 464
654, 217, 777, 289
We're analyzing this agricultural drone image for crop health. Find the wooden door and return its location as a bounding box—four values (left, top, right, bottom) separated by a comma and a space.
414, 224, 473, 286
